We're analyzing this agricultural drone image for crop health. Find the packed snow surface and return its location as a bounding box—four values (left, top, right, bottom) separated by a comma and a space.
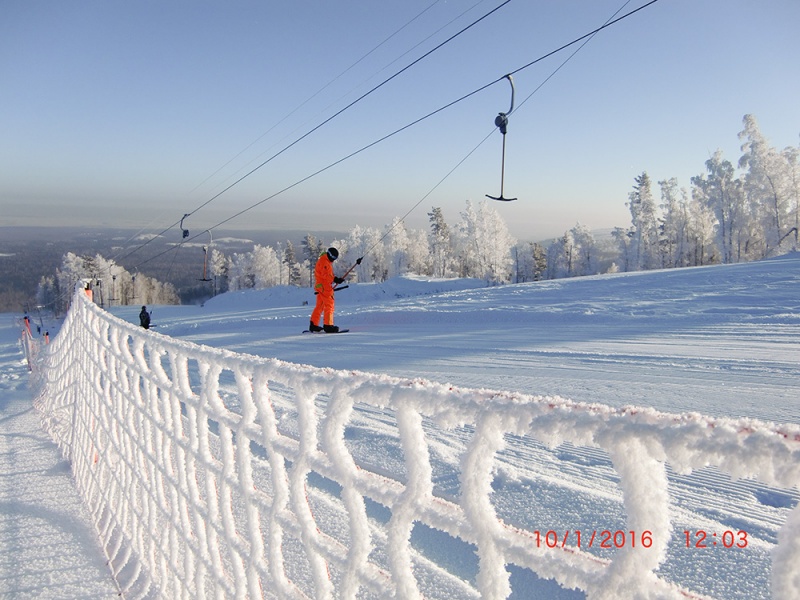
4, 253, 800, 598
125, 253, 800, 598
157, 256, 800, 424
0, 320, 117, 598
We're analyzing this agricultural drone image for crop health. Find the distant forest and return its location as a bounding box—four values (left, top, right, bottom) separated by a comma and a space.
0, 228, 339, 313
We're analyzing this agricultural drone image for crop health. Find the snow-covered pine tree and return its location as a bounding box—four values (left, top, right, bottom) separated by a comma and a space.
405, 227, 431, 276
385, 217, 410, 279
739, 114, 795, 255
301, 234, 324, 287
428, 207, 452, 278
209, 248, 229, 293
687, 194, 718, 266
345, 225, 386, 282
455, 200, 515, 283
627, 172, 661, 270
282, 241, 302, 286
251, 245, 282, 288
658, 178, 691, 268
691, 151, 748, 263
570, 223, 598, 276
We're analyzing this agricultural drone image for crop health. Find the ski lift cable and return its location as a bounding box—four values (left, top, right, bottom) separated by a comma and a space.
187, 0, 449, 199
175, 1, 514, 222
48, 2, 656, 310
127, 0, 659, 273
202, 0, 491, 200
511, 0, 638, 114
117, 0, 512, 267
219, 0, 659, 243
484, 0, 639, 202
378, 0, 651, 245
506, 0, 657, 86
129, 82, 507, 272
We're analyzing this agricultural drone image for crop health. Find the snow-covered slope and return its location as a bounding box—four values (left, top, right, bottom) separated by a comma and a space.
14, 253, 800, 599
139, 254, 800, 424
98, 253, 800, 599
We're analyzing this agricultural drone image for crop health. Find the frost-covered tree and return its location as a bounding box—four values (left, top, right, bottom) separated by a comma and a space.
544, 224, 596, 279
346, 225, 386, 282
226, 244, 283, 290
626, 172, 661, 270
385, 217, 410, 279
227, 252, 254, 290
301, 234, 325, 287
686, 197, 718, 266
405, 227, 431, 276
783, 144, 800, 249
739, 114, 793, 255
531, 242, 547, 281
570, 223, 599, 276
546, 231, 574, 279
455, 200, 515, 283
282, 241, 302, 286
691, 151, 747, 263
611, 226, 633, 272
209, 248, 229, 293
511, 242, 546, 282
36, 275, 59, 313
45, 252, 177, 312
252, 245, 282, 288
428, 207, 452, 278
658, 178, 691, 268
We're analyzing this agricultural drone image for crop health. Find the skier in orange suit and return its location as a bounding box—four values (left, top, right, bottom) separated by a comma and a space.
309, 247, 344, 333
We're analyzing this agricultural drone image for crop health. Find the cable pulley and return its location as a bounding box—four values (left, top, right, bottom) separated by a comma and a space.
486, 74, 517, 202
180, 214, 190, 239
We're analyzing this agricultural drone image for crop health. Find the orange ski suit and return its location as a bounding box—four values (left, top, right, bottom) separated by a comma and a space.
311, 252, 336, 326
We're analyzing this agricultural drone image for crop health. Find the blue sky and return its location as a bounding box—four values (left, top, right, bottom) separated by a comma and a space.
2, 0, 798, 241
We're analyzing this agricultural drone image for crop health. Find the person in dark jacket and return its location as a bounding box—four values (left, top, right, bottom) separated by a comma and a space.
139, 306, 151, 329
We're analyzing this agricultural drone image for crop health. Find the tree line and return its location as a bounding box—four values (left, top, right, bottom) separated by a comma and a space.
213, 115, 797, 291
37, 252, 180, 314
612, 114, 798, 270
37, 114, 799, 305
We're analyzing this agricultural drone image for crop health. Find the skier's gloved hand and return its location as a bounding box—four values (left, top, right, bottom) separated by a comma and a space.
334, 277, 344, 285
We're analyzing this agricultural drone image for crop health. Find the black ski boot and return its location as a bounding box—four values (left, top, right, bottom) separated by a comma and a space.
309, 321, 323, 333
323, 324, 340, 333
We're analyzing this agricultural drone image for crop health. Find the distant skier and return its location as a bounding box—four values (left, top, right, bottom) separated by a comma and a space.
139, 306, 151, 330
309, 247, 344, 333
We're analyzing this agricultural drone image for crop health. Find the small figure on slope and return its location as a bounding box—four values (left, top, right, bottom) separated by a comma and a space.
309, 247, 345, 333
139, 305, 151, 330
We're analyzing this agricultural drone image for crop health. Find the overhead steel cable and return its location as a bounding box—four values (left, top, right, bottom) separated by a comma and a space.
126, 0, 661, 272
178, 1, 512, 218
187, 0, 447, 198
208, 0, 490, 196
507, 0, 658, 83
117, 0, 512, 265
512, 0, 635, 114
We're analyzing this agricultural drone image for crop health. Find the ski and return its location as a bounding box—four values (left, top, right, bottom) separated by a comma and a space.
302, 329, 350, 334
